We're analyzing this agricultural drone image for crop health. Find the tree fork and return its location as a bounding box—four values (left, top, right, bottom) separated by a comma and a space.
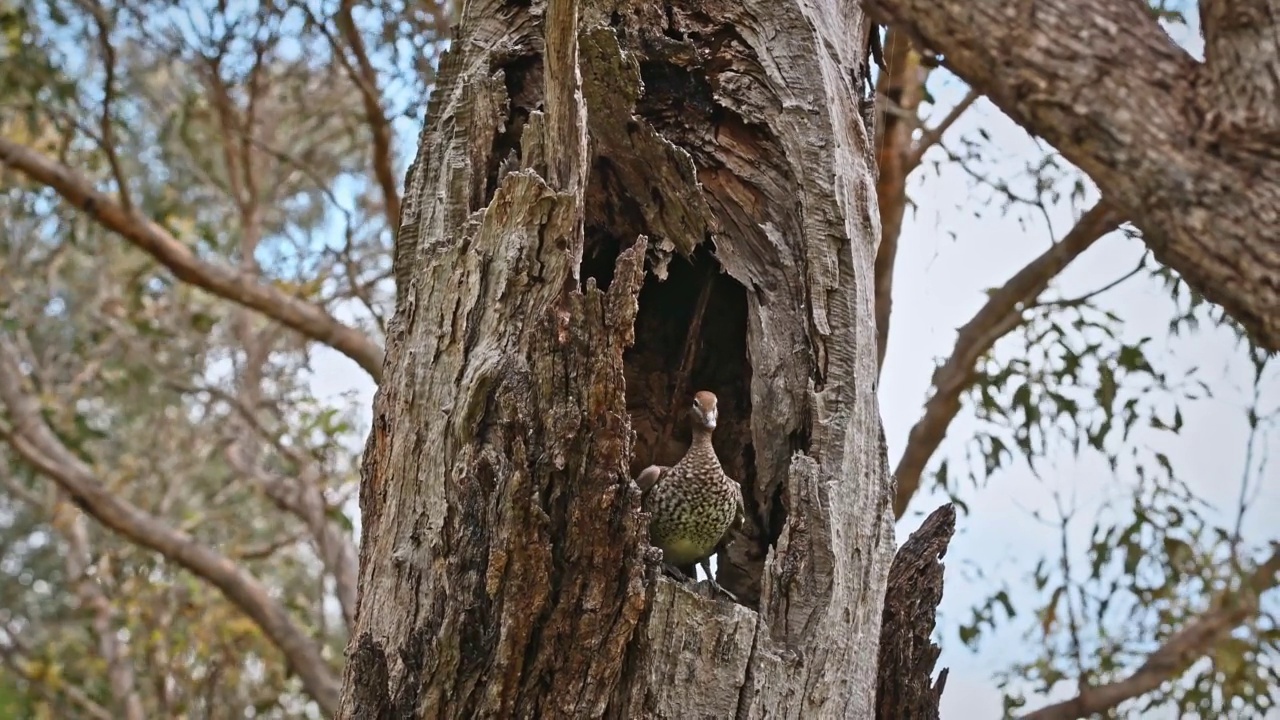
339, 0, 898, 714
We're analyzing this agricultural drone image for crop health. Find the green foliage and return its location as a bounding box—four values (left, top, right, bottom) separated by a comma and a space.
0, 0, 444, 714
907, 3, 1279, 714
951, 259, 1208, 494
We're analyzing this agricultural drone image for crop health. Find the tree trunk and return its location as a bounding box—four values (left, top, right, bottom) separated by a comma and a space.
339, 0, 895, 714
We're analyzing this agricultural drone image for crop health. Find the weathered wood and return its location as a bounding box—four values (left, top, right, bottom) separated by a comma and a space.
875, 504, 954, 720
339, 0, 894, 713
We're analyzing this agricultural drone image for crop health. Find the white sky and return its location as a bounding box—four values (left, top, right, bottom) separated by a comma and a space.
301, 9, 1279, 715
883, 95, 1280, 714
884, 13, 1280, 716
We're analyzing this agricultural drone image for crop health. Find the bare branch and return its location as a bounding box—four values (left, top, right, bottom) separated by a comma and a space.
1030, 254, 1145, 310
874, 28, 931, 372
0, 338, 342, 714
1, 469, 46, 506
1021, 543, 1280, 720
1051, 494, 1087, 683
236, 532, 307, 560
0, 137, 384, 381
907, 89, 978, 169
327, 1, 403, 232
892, 202, 1123, 517
937, 144, 1043, 210
181, 276, 359, 631
73, 0, 133, 213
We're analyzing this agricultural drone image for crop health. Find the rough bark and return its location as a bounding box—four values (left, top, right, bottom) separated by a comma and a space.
339, 0, 895, 714
875, 503, 954, 720
864, 0, 1280, 351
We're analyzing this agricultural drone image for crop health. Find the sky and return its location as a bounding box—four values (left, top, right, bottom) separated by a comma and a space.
880, 13, 1280, 716
880, 92, 1280, 715
299, 8, 1280, 718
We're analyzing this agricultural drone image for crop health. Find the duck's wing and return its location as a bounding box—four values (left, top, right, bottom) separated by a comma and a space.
713, 479, 746, 555
635, 465, 669, 497
731, 481, 745, 533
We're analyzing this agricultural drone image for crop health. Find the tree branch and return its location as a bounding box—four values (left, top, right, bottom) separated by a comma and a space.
187, 376, 360, 633
239, 462, 358, 630
875, 28, 932, 373
0, 338, 342, 715
333, 0, 403, 233
863, 0, 1280, 350
1021, 543, 1280, 720
235, 531, 307, 560
0, 137, 385, 381
74, 0, 133, 214
892, 202, 1123, 517
907, 89, 978, 169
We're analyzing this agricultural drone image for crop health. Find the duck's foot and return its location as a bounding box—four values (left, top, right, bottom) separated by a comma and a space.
659, 561, 739, 603
699, 558, 740, 603
661, 563, 692, 582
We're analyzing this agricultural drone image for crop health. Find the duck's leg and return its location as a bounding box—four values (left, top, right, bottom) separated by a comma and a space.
699, 556, 740, 603
662, 563, 692, 582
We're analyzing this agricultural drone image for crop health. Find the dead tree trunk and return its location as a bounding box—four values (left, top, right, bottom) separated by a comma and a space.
338, 0, 897, 714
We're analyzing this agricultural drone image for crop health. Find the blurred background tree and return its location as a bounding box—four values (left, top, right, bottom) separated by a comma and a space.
0, 0, 1274, 717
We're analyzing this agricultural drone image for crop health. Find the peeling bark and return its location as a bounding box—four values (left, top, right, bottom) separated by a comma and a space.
340, 0, 895, 715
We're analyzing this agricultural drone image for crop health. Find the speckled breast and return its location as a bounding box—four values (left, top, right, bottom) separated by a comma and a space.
644, 475, 738, 567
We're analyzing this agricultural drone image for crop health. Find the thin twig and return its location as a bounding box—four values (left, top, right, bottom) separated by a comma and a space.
893, 202, 1123, 517
1031, 253, 1146, 310
1021, 544, 1280, 720
73, 0, 133, 213
907, 89, 979, 169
